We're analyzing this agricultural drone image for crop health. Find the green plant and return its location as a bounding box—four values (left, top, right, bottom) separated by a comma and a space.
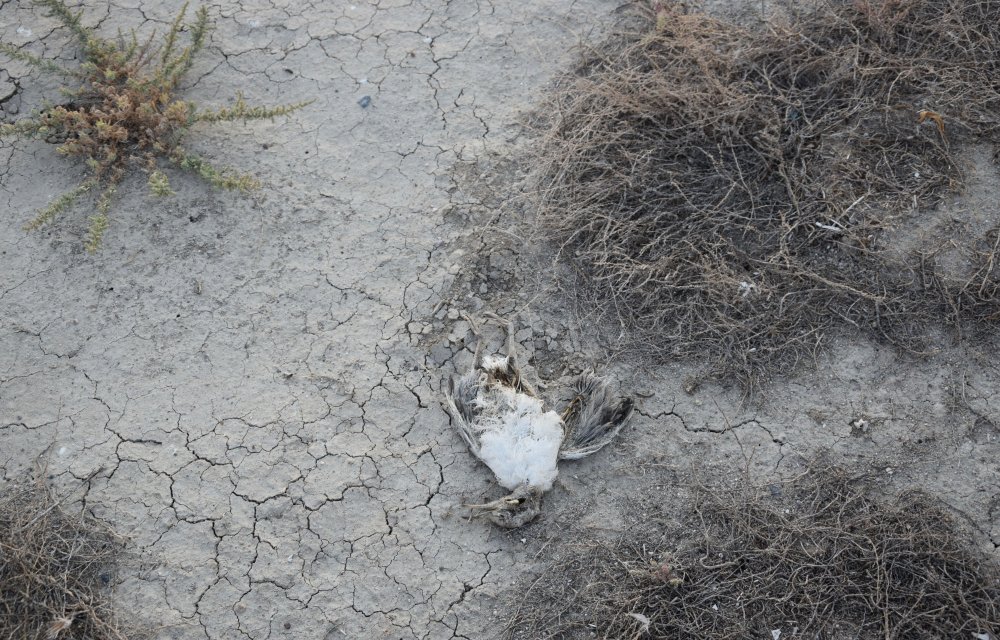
0, 0, 312, 251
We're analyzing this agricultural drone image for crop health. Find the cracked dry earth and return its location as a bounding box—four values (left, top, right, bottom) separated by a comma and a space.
3, 1, 1000, 639
0, 0, 622, 638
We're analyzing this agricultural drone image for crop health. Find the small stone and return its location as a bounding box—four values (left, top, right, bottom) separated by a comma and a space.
450, 320, 470, 341
446, 308, 460, 320
358, 95, 371, 108
407, 322, 425, 335
479, 283, 488, 294
448, 264, 461, 275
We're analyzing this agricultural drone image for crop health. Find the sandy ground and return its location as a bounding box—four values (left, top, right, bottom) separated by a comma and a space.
1, 1, 998, 639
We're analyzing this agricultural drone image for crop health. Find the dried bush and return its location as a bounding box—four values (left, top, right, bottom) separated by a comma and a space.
0, 471, 131, 640
534, 0, 1000, 390
0, 0, 311, 251
504, 465, 1000, 639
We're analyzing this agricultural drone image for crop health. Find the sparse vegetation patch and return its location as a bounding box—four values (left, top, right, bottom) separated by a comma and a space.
0, 0, 311, 251
534, 0, 1000, 389
0, 471, 131, 640
505, 464, 1000, 639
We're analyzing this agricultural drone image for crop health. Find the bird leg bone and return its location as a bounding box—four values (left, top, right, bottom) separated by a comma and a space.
463, 494, 527, 513
460, 311, 484, 371
482, 312, 516, 368
462, 483, 537, 515
463, 487, 543, 528
482, 312, 541, 396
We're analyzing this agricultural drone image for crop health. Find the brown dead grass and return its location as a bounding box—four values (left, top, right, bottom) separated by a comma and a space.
504, 463, 1000, 639
534, 0, 1000, 391
0, 469, 131, 640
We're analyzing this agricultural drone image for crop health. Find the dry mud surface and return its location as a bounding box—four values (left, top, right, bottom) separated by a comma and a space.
1, 1, 998, 639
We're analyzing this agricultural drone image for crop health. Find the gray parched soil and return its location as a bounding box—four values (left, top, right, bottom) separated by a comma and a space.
2, 1, 998, 639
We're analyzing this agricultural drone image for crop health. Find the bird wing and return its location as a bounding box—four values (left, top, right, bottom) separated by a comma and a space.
558, 373, 634, 460
445, 371, 484, 460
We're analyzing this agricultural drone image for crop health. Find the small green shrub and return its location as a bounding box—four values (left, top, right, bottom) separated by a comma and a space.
0, 0, 312, 251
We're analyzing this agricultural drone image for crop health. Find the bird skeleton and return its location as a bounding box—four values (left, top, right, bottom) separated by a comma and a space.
445, 313, 634, 528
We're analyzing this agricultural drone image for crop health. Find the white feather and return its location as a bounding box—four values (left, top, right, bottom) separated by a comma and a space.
480, 354, 509, 372
471, 386, 563, 491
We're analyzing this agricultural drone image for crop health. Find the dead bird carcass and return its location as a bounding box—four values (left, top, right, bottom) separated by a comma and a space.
444, 314, 634, 528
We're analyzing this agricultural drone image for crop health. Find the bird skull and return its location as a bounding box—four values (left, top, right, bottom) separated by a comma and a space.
466, 484, 542, 528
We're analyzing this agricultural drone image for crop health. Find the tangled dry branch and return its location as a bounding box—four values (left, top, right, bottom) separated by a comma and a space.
0, 471, 130, 640
534, 0, 1000, 390
505, 464, 1000, 639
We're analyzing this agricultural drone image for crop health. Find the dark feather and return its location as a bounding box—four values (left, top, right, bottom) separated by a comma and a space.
559, 373, 634, 460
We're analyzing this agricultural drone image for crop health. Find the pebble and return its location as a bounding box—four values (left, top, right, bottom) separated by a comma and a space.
358, 95, 371, 108
479, 283, 488, 294
407, 322, 425, 335
446, 308, 460, 320
449, 320, 470, 343
448, 263, 461, 275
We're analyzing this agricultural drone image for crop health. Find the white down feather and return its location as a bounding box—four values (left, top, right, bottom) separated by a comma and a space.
473, 385, 563, 491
